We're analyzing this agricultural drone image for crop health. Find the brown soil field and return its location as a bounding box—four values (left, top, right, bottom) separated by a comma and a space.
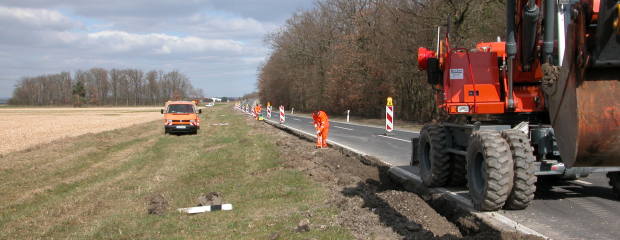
0, 107, 162, 155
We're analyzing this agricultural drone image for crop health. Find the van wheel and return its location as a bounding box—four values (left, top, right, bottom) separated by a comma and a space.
467, 131, 514, 211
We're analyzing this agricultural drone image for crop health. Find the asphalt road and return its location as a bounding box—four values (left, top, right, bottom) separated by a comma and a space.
256, 110, 620, 240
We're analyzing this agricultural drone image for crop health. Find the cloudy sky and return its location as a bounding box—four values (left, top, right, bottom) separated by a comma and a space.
0, 0, 315, 98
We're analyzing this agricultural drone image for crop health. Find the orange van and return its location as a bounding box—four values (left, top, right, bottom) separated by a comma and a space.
161, 101, 202, 134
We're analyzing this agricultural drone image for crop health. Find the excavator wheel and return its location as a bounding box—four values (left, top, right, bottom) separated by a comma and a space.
418, 124, 451, 187
501, 130, 537, 210
449, 155, 467, 187
466, 131, 514, 211
608, 172, 620, 199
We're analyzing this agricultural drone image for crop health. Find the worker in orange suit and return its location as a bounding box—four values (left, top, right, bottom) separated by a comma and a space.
254, 104, 262, 120
312, 110, 329, 148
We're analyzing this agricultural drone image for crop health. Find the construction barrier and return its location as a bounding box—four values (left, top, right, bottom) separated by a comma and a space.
267, 102, 272, 118
267, 106, 272, 118
386, 97, 394, 133
279, 105, 285, 124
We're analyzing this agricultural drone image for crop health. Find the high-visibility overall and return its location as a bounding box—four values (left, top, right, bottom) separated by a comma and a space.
312, 111, 329, 148
254, 105, 262, 120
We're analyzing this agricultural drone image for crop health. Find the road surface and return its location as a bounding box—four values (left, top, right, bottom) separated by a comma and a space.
256, 110, 620, 240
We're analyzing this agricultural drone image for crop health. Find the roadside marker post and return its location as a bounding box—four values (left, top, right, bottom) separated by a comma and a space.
279, 105, 285, 124
346, 110, 350, 123
386, 97, 394, 135
291, 107, 294, 115
177, 204, 233, 214
267, 102, 272, 118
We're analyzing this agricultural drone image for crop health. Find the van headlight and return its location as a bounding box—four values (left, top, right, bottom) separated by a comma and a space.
457, 106, 470, 113
167, 119, 172, 123
189, 119, 195, 123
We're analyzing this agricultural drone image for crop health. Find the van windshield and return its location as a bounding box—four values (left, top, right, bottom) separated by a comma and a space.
167, 104, 194, 113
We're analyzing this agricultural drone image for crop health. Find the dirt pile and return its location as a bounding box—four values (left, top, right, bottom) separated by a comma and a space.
147, 193, 168, 216
254, 117, 544, 240
197, 192, 223, 206
256, 120, 460, 239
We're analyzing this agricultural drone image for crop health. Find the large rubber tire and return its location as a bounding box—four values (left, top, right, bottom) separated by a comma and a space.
466, 131, 514, 211
608, 172, 620, 199
449, 155, 467, 187
418, 124, 451, 187
501, 130, 537, 210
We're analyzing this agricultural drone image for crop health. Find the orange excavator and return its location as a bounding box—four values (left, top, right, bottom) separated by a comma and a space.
416, 0, 620, 210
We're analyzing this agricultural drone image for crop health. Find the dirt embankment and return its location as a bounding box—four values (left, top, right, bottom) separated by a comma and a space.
251, 118, 544, 240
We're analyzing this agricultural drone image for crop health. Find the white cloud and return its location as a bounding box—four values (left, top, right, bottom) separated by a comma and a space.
0, 6, 80, 30
84, 31, 245, 54
0, 1, 315, 97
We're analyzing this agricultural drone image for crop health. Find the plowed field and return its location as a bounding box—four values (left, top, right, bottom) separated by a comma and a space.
0, 107, 161, 155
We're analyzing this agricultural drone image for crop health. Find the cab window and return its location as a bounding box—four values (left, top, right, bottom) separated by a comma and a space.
167, 104, 194, 113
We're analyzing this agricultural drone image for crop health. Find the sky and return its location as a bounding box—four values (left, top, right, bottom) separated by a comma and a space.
0, 0, 315, 98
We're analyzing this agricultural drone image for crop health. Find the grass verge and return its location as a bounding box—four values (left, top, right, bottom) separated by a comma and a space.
0, 104, 351, 239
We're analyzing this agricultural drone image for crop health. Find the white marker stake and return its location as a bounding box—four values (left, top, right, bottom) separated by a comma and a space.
346, 110, 350, 123
177, 204, 233, 214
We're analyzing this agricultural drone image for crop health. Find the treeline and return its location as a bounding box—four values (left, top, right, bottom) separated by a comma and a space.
9, 68, 203, 106
258, 0, 504, 122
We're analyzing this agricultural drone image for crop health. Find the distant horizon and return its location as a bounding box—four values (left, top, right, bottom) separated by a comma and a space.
0, 1, 315, 98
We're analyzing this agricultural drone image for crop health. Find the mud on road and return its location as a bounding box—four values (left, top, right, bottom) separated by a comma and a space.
250, 118, 544, 240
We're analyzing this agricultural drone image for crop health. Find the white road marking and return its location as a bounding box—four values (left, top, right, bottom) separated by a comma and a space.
333, 125, 353, 131
377, 134, 412, 143
572, 180, 593, 185
293, 118, 301, 121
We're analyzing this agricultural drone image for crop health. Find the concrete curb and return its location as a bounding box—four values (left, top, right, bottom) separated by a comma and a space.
259, 114, 548, 239
264, 119, 392, 168
284, 112, 421, 134
388, 167, 548, 239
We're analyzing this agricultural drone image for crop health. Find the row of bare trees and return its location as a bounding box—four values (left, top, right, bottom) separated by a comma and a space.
258, 0, 505, 122
9, 68, 203, 106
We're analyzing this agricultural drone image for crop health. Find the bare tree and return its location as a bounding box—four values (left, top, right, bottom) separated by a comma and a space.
258, 0, 504, 122
9, 69, 201, 106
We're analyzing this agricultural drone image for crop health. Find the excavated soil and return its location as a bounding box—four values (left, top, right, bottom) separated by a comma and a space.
248, 117, 544, 240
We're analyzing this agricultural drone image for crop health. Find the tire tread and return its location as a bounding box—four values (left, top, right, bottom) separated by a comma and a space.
501, 130, 537, 210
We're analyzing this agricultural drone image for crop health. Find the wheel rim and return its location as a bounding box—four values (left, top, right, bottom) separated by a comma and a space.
471, 152, 486, 196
